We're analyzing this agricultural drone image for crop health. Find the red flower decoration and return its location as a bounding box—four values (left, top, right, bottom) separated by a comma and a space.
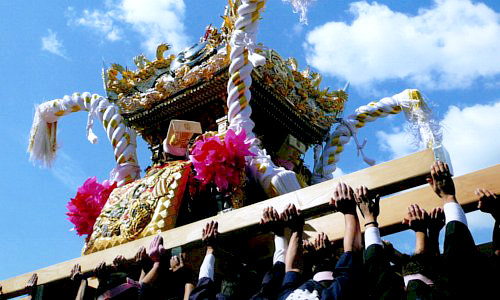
66, 177, 117, 236
190, 129, 254, 191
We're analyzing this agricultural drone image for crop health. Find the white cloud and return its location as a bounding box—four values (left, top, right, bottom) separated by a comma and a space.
376, 127, 418, 160
41, 29, 68, 59
67, 0, 189, 54
440, 101, 500, 176
68, 7, 122, 42
377, 100, 500, 176
119, 0, 188, 54
304, 0, 500, 90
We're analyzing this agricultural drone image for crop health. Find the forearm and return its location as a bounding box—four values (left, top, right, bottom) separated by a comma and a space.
414, 231, 426, 254
183, 283, 194, 300
75, 279, 87, 300
139, 269, 146, 282
343, 214, 360, 252
140, 262, 161, 285
285, 231, 302, 273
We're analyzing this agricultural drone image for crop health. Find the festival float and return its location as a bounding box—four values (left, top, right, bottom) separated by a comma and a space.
2, 0, 499, 298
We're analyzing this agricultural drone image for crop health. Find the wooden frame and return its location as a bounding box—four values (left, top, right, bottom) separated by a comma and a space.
2, 149, 498, 297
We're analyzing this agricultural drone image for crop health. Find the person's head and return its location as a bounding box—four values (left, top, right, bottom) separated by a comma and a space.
401, 253, 441, 284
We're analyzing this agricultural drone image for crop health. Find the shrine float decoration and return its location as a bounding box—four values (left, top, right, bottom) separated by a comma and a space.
28, 0, 441, 255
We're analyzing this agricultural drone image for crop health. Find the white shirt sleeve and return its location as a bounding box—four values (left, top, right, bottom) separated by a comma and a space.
198, 253, 215, 280
444, 202, 467, 226
364, 226, 383, 249
273, 235, 287, 264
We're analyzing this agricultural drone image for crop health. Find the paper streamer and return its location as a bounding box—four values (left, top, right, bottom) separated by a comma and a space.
282, 0, 316, 25
28, 92, 140, 186
226, 0, 302, 196
314, 89, 440, 183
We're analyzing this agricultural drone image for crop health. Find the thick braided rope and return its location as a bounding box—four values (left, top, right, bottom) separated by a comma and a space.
226, 0, 301, 196
320, 89, 427, 179
28, 92, 140, 186
227, 0, 266, 150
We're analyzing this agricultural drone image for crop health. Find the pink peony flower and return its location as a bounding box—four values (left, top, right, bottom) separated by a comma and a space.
190, 129, 254, 191
66, 177, 117, 236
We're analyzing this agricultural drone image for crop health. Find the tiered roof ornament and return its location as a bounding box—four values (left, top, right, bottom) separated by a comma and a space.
27, 0, 441, 254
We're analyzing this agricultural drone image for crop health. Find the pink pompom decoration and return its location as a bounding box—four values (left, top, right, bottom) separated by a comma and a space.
190, 129, 254, 191
66, 177, 117, 236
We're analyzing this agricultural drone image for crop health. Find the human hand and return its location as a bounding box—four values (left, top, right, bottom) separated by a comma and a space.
26, 273, 38, 295
93, 261, 107, 279
426, 161, 455, 202
148, 235, 166, 263
135, 246, 150, 267
302, 239, 315, 255
428, 207, 445, 235
260, 206, 284, 236
313, 232, 332, 258
476, 188, 500, 219
169, 253, 185, 272
202, 221, 219, 250
70, 264, 83, 282
112, 255, 129, 271
281, 204, 303, 233
330, 183, 357, 215
354, 186, 380, 224
402, 204, 427, 232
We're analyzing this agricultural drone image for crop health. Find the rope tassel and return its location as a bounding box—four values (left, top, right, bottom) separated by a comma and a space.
314, 89, 441, 183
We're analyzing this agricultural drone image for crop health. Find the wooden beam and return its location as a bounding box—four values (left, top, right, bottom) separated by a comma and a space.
304, 163, 500, 241
0, 149, 440, 296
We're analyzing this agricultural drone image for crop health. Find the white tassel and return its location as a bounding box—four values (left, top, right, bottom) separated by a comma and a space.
86, 103, 99, 144
27, 104, 57, 167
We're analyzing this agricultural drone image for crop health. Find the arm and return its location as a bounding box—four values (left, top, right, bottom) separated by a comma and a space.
476, 188, 500, 256
427, 161, 467, 225
170, 253, 195, 300
356, 186, 404, 299
70, 264, 87, 300
427, 162, 473, 254
355, 185, 381, 248
188, 222, 219, 300
331, 183, 362, 252
134, 246, 149, 282
199, 221, 218, 281
282, 204, 304, 273
260, 206, 287, 264
428, 161, 484, 298
402, 204, 428, 255
25, 273, 38, 300
183, 283, 195, 300
141, 235, 165, 285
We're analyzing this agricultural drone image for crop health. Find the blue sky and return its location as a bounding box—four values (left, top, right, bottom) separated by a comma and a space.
1, 0, 500, 280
